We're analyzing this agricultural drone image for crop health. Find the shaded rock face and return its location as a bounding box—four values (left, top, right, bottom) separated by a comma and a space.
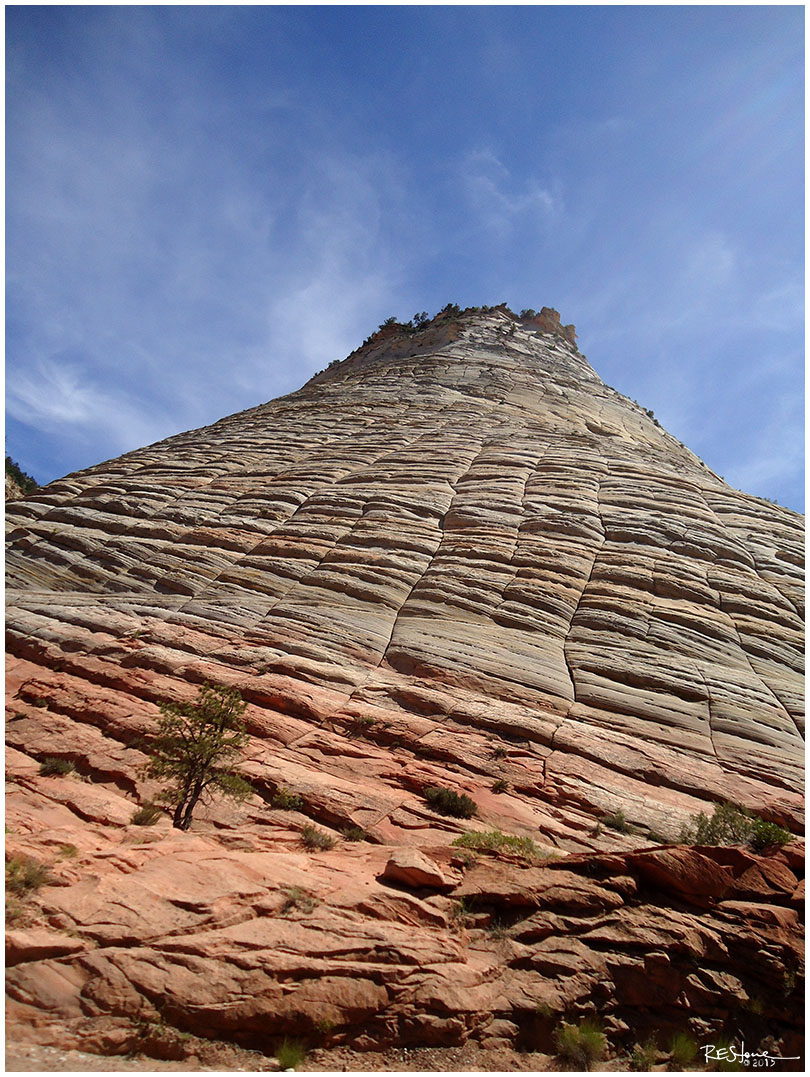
5, 309, 804, 1061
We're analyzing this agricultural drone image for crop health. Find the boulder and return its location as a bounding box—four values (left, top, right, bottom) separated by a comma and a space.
380, 850, 451, 890
626, 847, 733, 904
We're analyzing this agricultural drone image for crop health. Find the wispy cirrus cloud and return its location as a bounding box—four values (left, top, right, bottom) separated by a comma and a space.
5, 13, 418, 480
459, 148, 557, 239
6, 6, 803, 511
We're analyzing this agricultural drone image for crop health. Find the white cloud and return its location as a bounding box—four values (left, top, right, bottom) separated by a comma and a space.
5, 28, 421, 481
719, 390, 804, 504
460, 148, 556, 238
6, 355, 174, 455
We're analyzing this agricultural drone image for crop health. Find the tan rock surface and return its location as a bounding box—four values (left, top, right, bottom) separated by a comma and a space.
5, 308, 804, 1064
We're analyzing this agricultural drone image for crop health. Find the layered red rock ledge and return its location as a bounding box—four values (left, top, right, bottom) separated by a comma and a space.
5, 308, 804, 1063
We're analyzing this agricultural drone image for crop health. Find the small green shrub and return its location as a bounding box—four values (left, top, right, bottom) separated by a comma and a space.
554, 1018, 607, 1070
39, 757, 75, 777
300, 824, 335, 851
131, 802, 162, 826
602, 810, 631, 833
281, 886, 318, 914
748, 818, 792, 851
272, 787, 304, 811
58, 843, 79, 858
6, 855, 51, 895
452, 829, 537, 857
450, 897, 473, 930
709, 1038, 745, 1071
669, 1030, 698, 1069
349, 715, 377, 736
423, 785, 477, 818
412, 743, 438, 759
681, 802, 791, 850
492, 746, 508, 759
276, 1038, 307, 1069
341, 826, 367, 842
5, 896, 26, 924
491, 778, 509, 793
630, 1037, 659, 1070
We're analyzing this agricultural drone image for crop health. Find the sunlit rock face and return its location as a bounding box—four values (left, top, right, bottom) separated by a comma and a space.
5, 307, 804, 1060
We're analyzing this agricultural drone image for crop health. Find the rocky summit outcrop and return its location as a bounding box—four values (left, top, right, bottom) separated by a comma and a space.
5, 306, 804, 1066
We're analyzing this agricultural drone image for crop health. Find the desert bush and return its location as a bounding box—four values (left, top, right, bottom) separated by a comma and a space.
708, 1038, 745, 1071
748, 817, 792, 851
423, 785, 477, 818
601, 809, 632, 833
131, 802, 162, 826
5, 896, 26, 924
272, 787, 304, 811
668, 1030, 698, 1069
6, 855, 51, 895
491, 778, 509, 793
300, 824, 335, 851
681, 802, 791, 851
276, 1038, 307, 1069
554, 1018, 607, 1070
39, 757, 75, 776
281, 886, 318, 914
58, 843, 79, 858
630, 1037, 658, 1070
450, 897, 474, 930
452, 829, 537, 857
341, 826, 367, 842
349, 715, 376, 736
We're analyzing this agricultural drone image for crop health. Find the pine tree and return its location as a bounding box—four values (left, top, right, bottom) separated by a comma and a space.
145, 683, 251, 830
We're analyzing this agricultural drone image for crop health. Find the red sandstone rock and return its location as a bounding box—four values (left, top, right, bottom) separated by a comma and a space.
625, 847, 734, 904
380, 849, 453, 890
4, 309, 804, 1062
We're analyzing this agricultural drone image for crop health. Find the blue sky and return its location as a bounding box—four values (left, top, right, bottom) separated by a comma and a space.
6, 5, 804, 510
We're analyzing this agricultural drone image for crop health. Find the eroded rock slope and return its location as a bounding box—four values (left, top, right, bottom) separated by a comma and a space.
5, 307, 804, 1063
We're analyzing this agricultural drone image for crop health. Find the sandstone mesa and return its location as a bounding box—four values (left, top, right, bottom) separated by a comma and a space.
5, 305, 804, 1068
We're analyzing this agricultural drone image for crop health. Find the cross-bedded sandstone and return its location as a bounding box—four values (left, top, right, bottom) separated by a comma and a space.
5, 308, 804, 1062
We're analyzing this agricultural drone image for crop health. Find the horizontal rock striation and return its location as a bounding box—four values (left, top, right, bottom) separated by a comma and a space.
5, 307, 804, 1062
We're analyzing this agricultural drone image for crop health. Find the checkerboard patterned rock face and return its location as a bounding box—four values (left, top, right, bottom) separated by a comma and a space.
5, 308, 804, 1060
